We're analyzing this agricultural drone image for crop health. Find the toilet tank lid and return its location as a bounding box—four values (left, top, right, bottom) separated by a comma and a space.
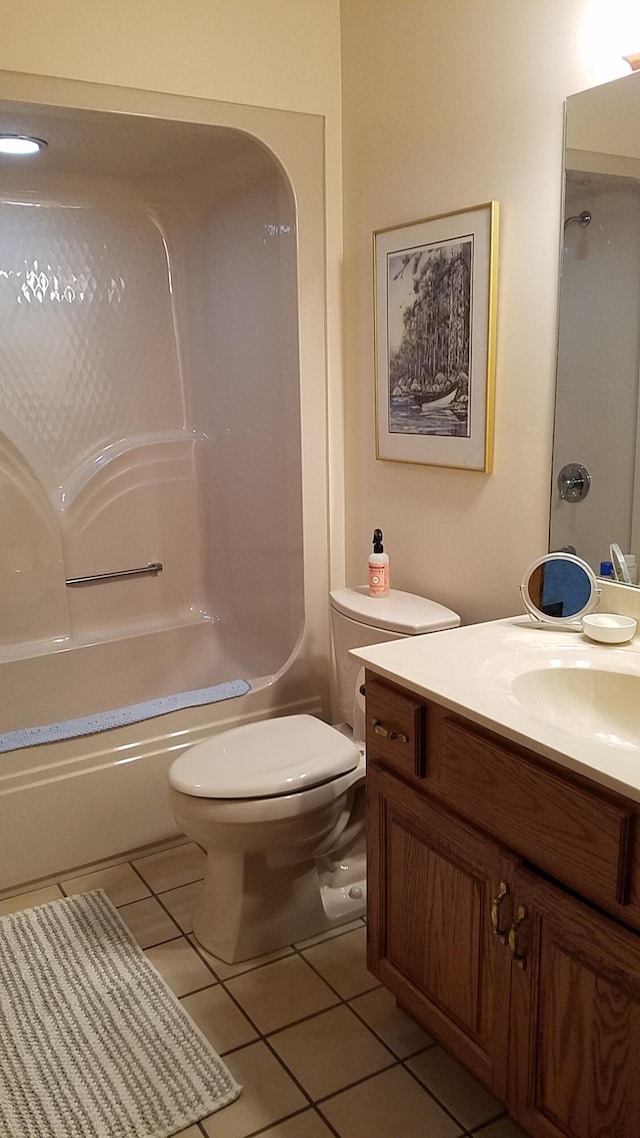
168, 714, 360, 798
330, 586, 460, 635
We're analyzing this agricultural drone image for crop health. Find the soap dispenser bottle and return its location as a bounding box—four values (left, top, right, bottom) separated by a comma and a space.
368, 529, 390, 597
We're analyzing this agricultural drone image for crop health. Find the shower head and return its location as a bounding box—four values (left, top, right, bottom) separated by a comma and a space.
564, 210, 592, 231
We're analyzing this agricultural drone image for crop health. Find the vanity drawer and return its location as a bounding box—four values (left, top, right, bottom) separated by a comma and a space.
365, 673, 425, 780
429, 707, 633, 911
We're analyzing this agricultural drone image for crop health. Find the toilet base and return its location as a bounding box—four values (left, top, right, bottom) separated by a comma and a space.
192, 845, 366, 963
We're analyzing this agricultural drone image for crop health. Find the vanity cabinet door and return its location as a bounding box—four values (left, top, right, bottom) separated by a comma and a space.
367, 760, 515, 1098
508, 867, 640, 1138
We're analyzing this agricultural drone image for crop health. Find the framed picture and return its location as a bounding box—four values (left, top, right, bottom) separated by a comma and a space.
374, 201, 499, 471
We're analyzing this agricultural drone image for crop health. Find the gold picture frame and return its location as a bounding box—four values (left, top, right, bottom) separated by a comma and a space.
374, 201, 499, 471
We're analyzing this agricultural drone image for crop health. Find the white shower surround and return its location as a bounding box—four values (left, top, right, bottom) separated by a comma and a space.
0, 76, 331, 892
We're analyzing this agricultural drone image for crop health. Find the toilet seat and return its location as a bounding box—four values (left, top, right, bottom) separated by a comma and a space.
169, 714, 360, 799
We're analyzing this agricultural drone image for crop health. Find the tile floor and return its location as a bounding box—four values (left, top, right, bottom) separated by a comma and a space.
0, 841, 532, 1138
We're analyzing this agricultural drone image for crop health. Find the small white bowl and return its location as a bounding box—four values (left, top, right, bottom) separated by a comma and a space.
582, 613, 637, 644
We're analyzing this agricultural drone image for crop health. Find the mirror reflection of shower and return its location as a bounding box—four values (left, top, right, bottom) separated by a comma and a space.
551, 167, 640, 574
563, 209, 592, 230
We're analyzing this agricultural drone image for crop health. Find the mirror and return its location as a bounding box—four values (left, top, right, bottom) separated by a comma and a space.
520, 553, 599, 625
550, 70, 640, 583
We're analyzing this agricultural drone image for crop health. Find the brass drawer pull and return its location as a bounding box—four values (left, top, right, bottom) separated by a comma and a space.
508, 905, 528, 969
372, 720, 409, 744
490, 881, 509, 944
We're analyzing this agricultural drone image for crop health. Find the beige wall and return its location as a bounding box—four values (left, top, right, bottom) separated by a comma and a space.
1, 0, 634, 626
340, 0, 628, 623
0, 0, 337, 114
0, 0, 346, 584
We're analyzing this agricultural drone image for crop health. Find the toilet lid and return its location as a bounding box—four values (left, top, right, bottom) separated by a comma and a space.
169, 714, 360, 799
330, 586, 460, 634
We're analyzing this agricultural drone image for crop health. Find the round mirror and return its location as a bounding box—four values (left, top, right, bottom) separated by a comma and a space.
520, 553, 600, 625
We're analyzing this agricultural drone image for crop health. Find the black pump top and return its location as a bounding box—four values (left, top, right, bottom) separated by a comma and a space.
372, 528, 384, 553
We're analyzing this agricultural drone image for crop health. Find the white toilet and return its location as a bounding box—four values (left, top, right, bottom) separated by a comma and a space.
168, 586, 460, 962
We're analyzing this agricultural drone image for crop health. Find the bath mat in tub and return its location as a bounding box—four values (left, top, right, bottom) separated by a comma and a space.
0, 889, 241, 1138
0, 678, 251, 752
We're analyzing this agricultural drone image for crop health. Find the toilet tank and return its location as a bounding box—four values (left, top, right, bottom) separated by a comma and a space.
329, 586, 460, 727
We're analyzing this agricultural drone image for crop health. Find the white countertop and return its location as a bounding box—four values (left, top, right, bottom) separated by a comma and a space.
351, 616, 640, 804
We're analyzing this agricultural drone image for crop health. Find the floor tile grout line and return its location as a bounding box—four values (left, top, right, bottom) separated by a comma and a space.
0, 836, 193, 904
159, 943, 417, 1125
175, 918, 374, 990
311, 1056, 400, 1106
211, 963, 347, 1051
467, 1110, 512, 1135
128, 858, 158, 895
116, 871, 511, 1136
57, 868, 429, 1074
310, 1103, 343, 1138
343, 989, 438, 1063
150, 921, 525, 1134
292, 937, 383, 1005
117, 890, 185, 940
185, 919, 383, 1008
397, 1053, 497, 1135
0, 853, 527, 1137
260, 1033, 401, 1124
187, 931, 295, 982
233, 1102, 342, 1138
47, 891, 467, 1138
139, 870, 208, 897
8, 870, 474, 1132
263, 1032, 339, 1114
143, 883, 199, 939
145, 875, 368, 978
291, 917, 368, 954
180, 907, 517, 1138
78, 856, 336, 1136
222, 962, 397, 1060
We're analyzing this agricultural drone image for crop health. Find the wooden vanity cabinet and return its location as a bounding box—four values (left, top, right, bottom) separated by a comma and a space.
509, 867, 640, 1138
365, 671, 640, 1138
367, 759, 515, 1098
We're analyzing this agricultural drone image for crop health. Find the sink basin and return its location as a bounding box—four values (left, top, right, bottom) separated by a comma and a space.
509, 667, 640, 748
354, 617, 640, 797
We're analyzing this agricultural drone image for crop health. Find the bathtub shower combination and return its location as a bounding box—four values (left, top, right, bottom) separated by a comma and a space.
0, 81, 330, 890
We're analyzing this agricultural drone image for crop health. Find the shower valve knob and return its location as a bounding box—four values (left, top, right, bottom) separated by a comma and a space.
558, 462, 591, 502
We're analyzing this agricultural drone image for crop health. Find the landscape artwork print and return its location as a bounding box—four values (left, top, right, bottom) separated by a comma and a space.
374, 203, 498, 471
386, 235, 472, 440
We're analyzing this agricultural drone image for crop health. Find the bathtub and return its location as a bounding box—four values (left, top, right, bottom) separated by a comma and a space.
0, 82, 331, 893
0, 618, 325, 893
0, 619, 265, 737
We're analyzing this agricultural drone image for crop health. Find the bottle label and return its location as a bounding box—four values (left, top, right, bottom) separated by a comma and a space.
369, 562, 389, 596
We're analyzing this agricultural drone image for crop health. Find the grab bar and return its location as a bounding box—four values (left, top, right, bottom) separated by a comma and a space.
65, 561, 163, 587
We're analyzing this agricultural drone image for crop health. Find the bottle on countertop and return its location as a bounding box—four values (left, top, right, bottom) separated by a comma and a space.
368, 529, 390, 597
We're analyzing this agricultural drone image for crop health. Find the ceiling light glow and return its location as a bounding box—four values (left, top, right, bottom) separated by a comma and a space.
0, 135, 47, 157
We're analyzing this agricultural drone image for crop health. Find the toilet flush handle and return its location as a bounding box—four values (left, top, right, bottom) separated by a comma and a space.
372, 720, 408, 744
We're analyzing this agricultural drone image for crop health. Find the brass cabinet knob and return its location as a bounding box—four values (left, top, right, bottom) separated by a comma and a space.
490, 881, 509, 944
372, 720, 408, 744
508, 905, 528, 969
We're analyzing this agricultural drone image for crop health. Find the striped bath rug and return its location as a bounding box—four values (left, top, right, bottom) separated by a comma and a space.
0, 890, 241, 1138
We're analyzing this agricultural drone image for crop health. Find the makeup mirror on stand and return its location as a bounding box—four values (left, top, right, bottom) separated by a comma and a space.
520, 552, 600, 628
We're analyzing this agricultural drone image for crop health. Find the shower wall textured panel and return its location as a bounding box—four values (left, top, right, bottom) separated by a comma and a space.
0, 198, 184, 479
0, 190, 199, 647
